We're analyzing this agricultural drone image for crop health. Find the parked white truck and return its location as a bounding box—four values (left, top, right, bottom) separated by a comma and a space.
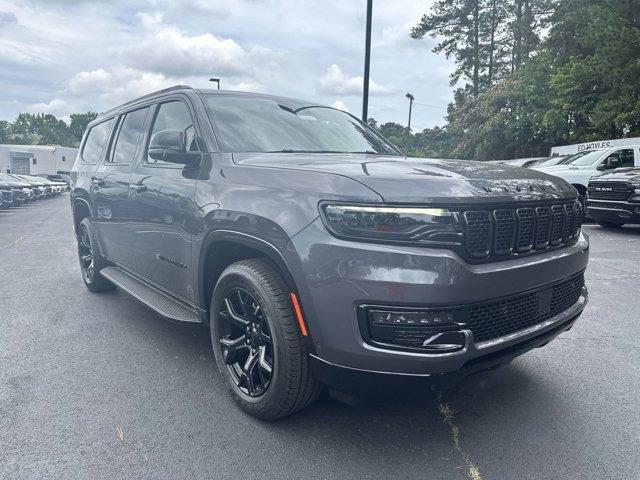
533, 145, 640, 205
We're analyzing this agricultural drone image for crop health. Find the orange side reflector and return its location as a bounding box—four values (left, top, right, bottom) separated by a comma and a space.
290, 292, 308, 336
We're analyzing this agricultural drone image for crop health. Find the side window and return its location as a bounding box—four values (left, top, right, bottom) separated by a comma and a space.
618, 149, 634, 168
81, 118, 115, 164
603, 148, 634, 170
107, 107, 150, 165
146, 101, 199, 165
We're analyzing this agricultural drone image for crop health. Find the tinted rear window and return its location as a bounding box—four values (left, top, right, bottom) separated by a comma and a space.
108, 107, 150, 165
82, 118, 115, 164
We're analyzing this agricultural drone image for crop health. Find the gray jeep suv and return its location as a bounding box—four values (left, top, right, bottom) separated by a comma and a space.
70, 86, 589, 419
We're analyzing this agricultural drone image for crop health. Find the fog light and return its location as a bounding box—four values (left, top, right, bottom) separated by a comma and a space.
371, 310, 454, 327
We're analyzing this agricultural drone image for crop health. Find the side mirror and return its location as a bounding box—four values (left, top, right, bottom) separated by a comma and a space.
604, 156, 620, 169
148, 130, 201, 166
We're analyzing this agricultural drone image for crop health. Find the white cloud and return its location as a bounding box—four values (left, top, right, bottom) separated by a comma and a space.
124, 13, 251, 77
67, 67, 175, 105
224, 81, 264, 92
319, 64, 394, 96
330, 100, 349, 112
26, 98, 69, 116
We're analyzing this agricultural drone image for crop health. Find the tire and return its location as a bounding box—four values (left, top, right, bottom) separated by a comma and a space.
210, 258, 322, 420
77, 217, 115, 292
598, 221, 625, 229
578, 193, 587, 220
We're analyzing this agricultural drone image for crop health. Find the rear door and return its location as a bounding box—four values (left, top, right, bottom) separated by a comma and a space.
92, 106, 151, 269
128, 98, 202, 300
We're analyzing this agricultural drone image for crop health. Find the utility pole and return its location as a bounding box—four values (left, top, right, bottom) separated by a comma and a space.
405, 93, 414, 131
209, 78, 220, 90
362, 0, 373, 122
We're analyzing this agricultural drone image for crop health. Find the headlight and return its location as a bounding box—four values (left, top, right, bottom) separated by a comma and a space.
320, 204, 463, 246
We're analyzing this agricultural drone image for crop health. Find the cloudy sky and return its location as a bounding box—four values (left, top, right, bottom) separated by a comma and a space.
0, 0, 454, 131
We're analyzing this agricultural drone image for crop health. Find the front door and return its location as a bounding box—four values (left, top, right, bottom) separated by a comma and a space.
93, 106, 151, 269
128, 99, 201, 301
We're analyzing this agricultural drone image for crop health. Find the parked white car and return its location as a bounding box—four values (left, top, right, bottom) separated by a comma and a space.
532, 146, 640, 203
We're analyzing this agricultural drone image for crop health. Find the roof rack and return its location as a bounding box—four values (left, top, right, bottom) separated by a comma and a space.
97, 85, 193, 119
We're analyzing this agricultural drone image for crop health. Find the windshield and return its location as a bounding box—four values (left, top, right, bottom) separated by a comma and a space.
536, 157, 562, 166
567, 150, 606, 166
557, 152, 586, 164
204, 96, 399, 155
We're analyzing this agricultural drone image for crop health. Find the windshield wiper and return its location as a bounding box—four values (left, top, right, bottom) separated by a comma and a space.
267, 149, 346, 154
348, 150, 398, 156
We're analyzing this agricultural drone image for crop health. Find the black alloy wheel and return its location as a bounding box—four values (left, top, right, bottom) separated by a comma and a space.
210, 259, 322, 420
218, 287, 274, 397
77, 217, 114, 292
78, 225, 95, 284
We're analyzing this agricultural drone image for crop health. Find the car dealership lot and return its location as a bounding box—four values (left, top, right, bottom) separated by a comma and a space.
1, 195, 638, 480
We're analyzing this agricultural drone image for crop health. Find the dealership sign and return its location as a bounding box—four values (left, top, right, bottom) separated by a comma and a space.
551, 137, 640, 156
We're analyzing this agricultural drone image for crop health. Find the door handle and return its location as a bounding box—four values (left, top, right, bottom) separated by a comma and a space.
91, 176, 105, 187
129, 184, 147, 193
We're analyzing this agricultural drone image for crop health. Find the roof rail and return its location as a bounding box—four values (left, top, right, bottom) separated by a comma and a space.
97, 85, 193, 119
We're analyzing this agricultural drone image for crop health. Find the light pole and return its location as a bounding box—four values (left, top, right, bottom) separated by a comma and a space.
361, 0, 373, 121
405, 93, 414, 131
209, 78, 220, 90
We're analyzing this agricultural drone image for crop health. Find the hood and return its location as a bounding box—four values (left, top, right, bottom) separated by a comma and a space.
591, 167, 640, 183
0, 178, 30, 188
233, 153, 577, 204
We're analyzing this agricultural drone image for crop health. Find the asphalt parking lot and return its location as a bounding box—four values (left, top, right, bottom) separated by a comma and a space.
1, 195, 639, 480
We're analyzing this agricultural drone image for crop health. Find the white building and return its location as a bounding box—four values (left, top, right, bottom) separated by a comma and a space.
0, 144, 78, 175
550, 137, 640, 156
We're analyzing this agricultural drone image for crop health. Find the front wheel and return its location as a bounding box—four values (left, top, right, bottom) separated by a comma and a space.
598, 221, 625, 229
77, 217, 114, 292
210, 259, 321, 420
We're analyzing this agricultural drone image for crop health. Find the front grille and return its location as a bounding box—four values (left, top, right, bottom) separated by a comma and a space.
466, 272, 585, 343
588, 181, 633, 201
462, 200, 582, 261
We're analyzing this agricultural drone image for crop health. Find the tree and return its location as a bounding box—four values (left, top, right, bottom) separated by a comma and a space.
412, 0, 486, 97
412, 0, 552, 99
10, 113, 74, 146
69, 112, 98, 145
407, 0, 640, 160
508, 0, 554, 72
0, 120, 9, 143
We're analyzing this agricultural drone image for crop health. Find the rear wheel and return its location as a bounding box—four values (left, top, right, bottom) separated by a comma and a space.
77, 217, 114, 292
598, 221, 625, 229
210, 259, 321, 420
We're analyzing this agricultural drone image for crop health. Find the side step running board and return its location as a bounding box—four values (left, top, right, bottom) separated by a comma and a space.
100, 266, 201, 323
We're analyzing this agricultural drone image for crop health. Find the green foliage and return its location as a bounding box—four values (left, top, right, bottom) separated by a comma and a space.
412, 0, 550, 98
69, 112, 98, 143
1, 111, 97, 147
0, 120, 9, 143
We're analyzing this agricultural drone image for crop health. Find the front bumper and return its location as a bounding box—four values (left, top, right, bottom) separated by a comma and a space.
287, 217, 589, 378
587, 199, 640, 224
310, 312, 582, 393
11, 189, 26, 204
1, 190, 13, 207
